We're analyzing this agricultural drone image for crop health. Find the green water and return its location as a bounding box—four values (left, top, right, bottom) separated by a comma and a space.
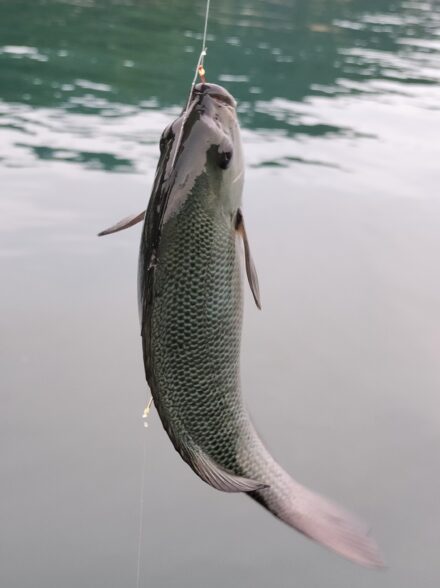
1, 0, 439, 172
1, 1, 440, 587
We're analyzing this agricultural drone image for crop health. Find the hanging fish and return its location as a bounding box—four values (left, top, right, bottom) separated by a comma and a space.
99, 82, 383, 569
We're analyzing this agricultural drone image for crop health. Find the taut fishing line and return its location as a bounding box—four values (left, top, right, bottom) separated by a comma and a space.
135, 2, 211, 586
191, 0, 211, 87
170, 0, 211, 169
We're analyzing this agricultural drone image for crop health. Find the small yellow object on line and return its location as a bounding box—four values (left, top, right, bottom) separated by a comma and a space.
142, 397, 154, 428
198, 64, 206, 83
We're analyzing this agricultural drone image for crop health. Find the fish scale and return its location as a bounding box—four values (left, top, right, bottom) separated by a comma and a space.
150, 184, 249, 471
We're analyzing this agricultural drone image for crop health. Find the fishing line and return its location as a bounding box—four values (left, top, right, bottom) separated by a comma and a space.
186, 0, 212, 97
135, 398, 153, 588
170, 0, 212, 169
191, 0, 211, 86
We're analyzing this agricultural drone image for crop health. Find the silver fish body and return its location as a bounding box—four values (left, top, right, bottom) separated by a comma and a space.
112, 82, 383, 568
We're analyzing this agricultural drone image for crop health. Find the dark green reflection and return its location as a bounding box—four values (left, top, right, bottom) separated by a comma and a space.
0, 0, 439, 170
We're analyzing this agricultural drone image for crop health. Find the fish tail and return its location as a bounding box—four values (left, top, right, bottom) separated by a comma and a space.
244, 438, 384, 568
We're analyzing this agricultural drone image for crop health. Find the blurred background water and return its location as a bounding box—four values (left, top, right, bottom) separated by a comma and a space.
1, 0, 440, 587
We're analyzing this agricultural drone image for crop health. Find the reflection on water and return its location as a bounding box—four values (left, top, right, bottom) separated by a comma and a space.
2, 2, 440, 588
0, 0, 439, 172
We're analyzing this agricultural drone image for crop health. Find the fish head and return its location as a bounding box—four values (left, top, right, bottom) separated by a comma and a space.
158, 82, 244, 222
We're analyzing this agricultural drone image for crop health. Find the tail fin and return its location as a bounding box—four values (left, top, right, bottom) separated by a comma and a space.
253, 480, 383, 568
245, 437, 384, 568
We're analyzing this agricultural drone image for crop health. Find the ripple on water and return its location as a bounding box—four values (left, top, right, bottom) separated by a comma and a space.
0, 0, 439, 174
0, 45, 48, 62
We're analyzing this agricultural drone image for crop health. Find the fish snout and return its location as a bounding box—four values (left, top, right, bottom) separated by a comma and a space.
194, 83, 237, 110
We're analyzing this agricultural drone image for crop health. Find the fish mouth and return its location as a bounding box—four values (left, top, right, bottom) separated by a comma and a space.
162, 82, 237, 182
193, 82, 237, 109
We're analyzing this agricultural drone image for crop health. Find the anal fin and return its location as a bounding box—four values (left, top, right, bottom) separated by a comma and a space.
186, 445, 269, 493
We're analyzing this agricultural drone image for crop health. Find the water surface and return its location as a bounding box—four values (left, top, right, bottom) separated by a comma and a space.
1, 1, 440, 587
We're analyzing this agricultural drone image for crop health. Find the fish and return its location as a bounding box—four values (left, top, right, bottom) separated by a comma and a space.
99, 82, 383, 569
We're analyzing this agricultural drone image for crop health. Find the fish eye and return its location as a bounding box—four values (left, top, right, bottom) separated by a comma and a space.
218, 149, 233, 170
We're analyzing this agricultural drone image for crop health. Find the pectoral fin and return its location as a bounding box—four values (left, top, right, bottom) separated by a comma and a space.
98, 210, 145, 236
185, 445, 269, 493
236, 209, 262, 310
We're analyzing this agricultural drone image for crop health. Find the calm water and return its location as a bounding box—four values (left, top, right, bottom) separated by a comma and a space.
1, 0, 440, 586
